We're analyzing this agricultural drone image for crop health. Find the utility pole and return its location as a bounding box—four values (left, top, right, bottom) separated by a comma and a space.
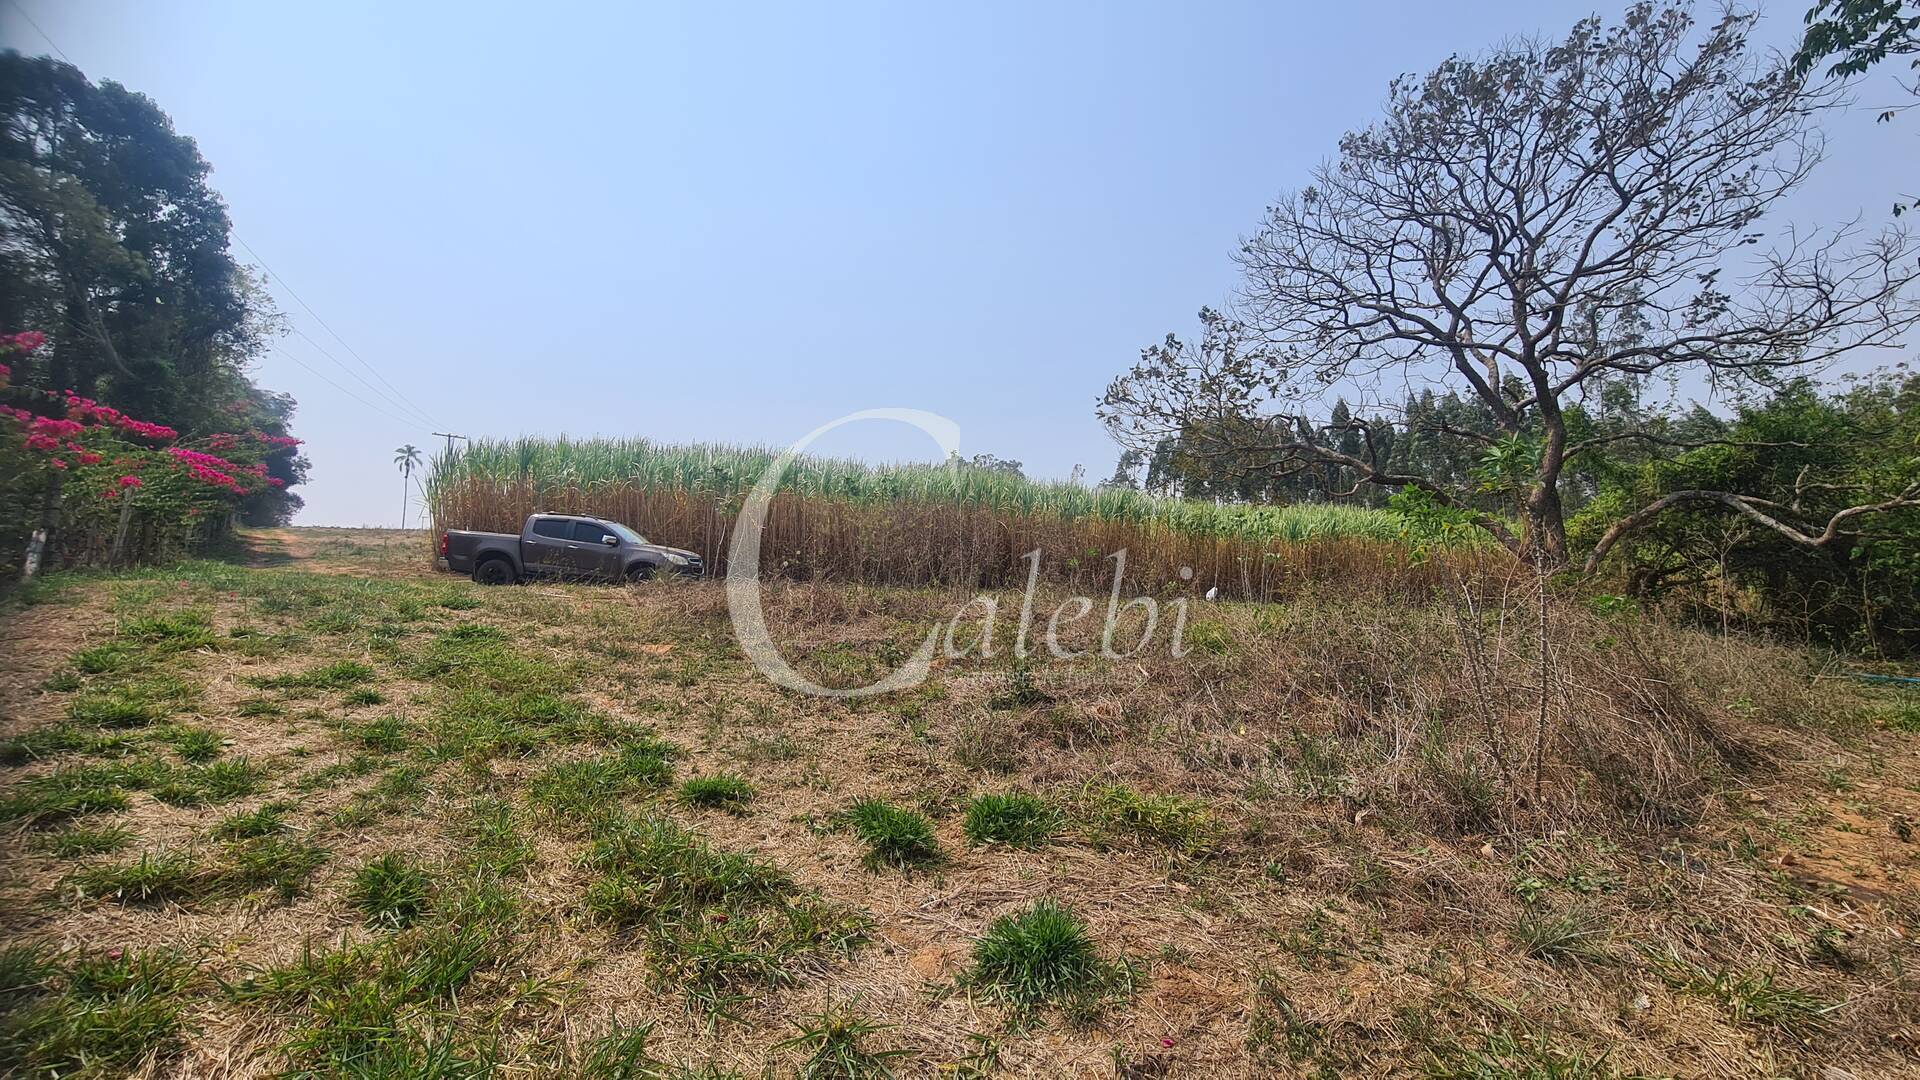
432, 432, 467, 460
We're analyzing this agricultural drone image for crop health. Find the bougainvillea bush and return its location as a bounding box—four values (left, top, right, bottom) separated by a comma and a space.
1, 331, 302, 573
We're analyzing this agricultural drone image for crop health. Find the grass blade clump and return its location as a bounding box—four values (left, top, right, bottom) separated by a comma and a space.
677, 773, 756, 813
843, 799, 939, 869
0, 946, 195, 1075
963, 792, 1060, 848
528, 735, 679, 819
581, 813, 868, 1013
775, 1010, 910, 1078
349, 853, 435, 929
965, 899, 1134, 1020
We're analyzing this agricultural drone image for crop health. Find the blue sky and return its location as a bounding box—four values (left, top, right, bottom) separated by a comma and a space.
4, 1, 1913, 525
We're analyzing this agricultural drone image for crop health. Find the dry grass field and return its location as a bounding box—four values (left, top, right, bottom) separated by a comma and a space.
1, 527, 1918, 1077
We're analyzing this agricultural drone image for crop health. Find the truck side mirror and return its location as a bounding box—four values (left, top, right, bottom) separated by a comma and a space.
600, 535, 619, 547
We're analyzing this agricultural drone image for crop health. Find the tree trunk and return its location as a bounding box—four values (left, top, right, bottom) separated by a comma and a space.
21, 469, 64, 582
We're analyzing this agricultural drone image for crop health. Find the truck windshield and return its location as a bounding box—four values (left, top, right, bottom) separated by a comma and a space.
608, 523, 647, 545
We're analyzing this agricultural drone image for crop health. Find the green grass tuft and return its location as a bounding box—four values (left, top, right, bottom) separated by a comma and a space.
30, 824, 135, 859
213, 802, 292, 840
152, 724, 222, 763
677, 774, 756, 813
0, 947, 194, 1075
776, 1010, 910, 1078
151, 758, 262, 807
581, 813, 867, 1012
1083, 784, 1217, 857
962, 792, 1060, 848
68, 850, 205, 905
528, 737, 679, 819
258, 659, 377, 691
843, 799, 940, 869
349, 853, 436, 929
66, 690, 164, 729
965, 899, 1134, 1019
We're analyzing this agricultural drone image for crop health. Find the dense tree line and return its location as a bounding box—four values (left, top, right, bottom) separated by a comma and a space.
0, 53, 305, 576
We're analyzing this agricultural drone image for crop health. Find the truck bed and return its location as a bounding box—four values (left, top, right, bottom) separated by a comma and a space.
440, 529, 517, 574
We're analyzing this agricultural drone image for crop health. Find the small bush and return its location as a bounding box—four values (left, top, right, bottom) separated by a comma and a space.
349, 853, 434, 929
843, 799, 939, 869
677, 774, 756, 812
963, 792, 1060, 848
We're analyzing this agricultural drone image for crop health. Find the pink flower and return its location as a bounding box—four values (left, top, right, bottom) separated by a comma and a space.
5, 330, 47, 352
1160, 1038, 1175, 1049
0, 362, 10, 385
77, 452, 103, 465
49, 457, 67, 469
119, 475, 143, 488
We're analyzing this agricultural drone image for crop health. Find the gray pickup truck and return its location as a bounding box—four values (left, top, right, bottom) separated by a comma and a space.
438, 514, 704, 585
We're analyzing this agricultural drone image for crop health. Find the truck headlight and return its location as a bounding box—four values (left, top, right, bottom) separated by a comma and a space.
666, 553, 688, 566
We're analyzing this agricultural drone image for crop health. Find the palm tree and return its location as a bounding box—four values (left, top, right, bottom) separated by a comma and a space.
395, 445, 423, 528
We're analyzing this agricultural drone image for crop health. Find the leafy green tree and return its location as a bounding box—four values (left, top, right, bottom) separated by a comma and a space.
0, 53, 303, 529
1575, 374, 1920, 650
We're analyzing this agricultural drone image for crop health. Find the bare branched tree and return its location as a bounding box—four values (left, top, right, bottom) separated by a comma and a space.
1100, 2, 1919, 567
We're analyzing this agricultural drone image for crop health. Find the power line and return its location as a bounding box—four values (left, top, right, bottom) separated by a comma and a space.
7, 0, 446, 433
237, 238, 442, 428
268, 345, 428, 431
285, 325, 437, 428
5, 0, 70, 62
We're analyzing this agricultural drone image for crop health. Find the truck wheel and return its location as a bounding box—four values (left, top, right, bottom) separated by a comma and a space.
474, 557, 517, 585
625, 563, 655, 583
